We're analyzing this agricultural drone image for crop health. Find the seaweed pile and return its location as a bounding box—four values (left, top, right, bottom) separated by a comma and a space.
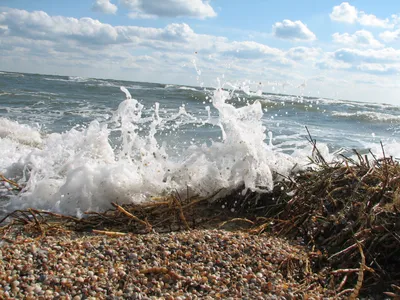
254, 149, 400, 298
1, 143, 400, 298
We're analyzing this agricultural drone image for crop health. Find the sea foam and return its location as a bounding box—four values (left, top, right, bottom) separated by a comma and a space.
0, 87, 321, 215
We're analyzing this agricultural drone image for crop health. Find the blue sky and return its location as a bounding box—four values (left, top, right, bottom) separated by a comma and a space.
1, 1, 400, 104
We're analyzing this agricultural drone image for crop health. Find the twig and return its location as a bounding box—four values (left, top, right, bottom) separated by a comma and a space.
337, 274, 348, 292
336, 288, 353, 297
111, 203, 152, 231
305, 126, 328, 166
29, 208, 44, 239
92, 229, 127, 237
392, 284, 400, 292
369, 149, 380, 166
219, 218, 254, 229
172, 193, 190, 230
0, 174, 21, 190
349, 243, 365, 300
331, 268, 360, 275
328, 240, 365, 260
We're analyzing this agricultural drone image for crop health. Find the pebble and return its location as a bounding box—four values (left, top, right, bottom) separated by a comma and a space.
0, 229, 329, 298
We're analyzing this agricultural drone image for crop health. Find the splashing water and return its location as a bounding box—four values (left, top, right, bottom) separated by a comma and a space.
0, 85, 311, 216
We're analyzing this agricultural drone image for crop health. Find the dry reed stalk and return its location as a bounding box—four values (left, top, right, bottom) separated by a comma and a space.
218, 218, 254, 229
92, 229, 127, 237
111, 202, 152, 231
0, 173, 21, 190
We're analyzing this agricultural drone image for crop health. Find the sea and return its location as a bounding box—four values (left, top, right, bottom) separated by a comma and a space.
1, 71, 399, 217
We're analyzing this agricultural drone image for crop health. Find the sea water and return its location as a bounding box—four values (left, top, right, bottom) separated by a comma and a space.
0, 71, 399, 217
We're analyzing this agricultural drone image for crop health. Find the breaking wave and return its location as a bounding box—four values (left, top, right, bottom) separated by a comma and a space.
331, 111, 400, 123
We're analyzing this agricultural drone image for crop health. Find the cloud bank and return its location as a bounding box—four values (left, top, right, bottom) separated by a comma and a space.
0, 4, 399, 104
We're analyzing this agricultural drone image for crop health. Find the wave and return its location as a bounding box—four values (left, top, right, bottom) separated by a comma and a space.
331, 111, 400, 123
0, 72, 24, 78
178, 86, 199, 91
43, 77, 71, 83
128, 84, 146, 89
86, 81, 120, 89
43, 76, 129, 90
44, 76, 94, 84
260, 98, 327, 114
0, 88, 319, 216
68, 76, 89, 82
0, 118, 42, 147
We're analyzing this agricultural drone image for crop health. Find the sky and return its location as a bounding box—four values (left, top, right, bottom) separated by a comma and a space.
1, 1, 400, 104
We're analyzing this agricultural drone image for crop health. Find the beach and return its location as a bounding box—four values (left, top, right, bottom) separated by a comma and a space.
1, 71, 400, 298
2, 0, 400, 298
1, 228, 328, 299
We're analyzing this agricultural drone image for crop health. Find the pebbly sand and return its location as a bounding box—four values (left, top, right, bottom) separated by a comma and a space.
0, 229, 331, 299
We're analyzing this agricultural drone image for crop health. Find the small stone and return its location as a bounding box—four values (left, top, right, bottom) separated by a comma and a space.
11, 280, 19, 288
34, 285, 42, 294
128, 253, 138, 260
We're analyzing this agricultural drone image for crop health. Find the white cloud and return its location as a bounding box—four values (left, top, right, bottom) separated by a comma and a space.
92, 0, 117, 14
0, 24, 8, 35
0, 8, 289, 65
0, 8, 305, 93
120, 0, 216, 19
0, 8, 119, 44
316, 48, 400, 76
2, 7, 400, 103
330, 2, 358, 23
221, 41, 284, 59
392, 14, 400, 25
357, 63, 400, 75
0, 8, 208, 47
127, 12, 156, 20
286, 47, 321, 60
358, 12, 391, 28
380, 29, 400, 43
334, 48, 400, 64
272, 20, 316, 41
315, 56, 352, 70
330, 2, 393, 28
332, 30, 383, 48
